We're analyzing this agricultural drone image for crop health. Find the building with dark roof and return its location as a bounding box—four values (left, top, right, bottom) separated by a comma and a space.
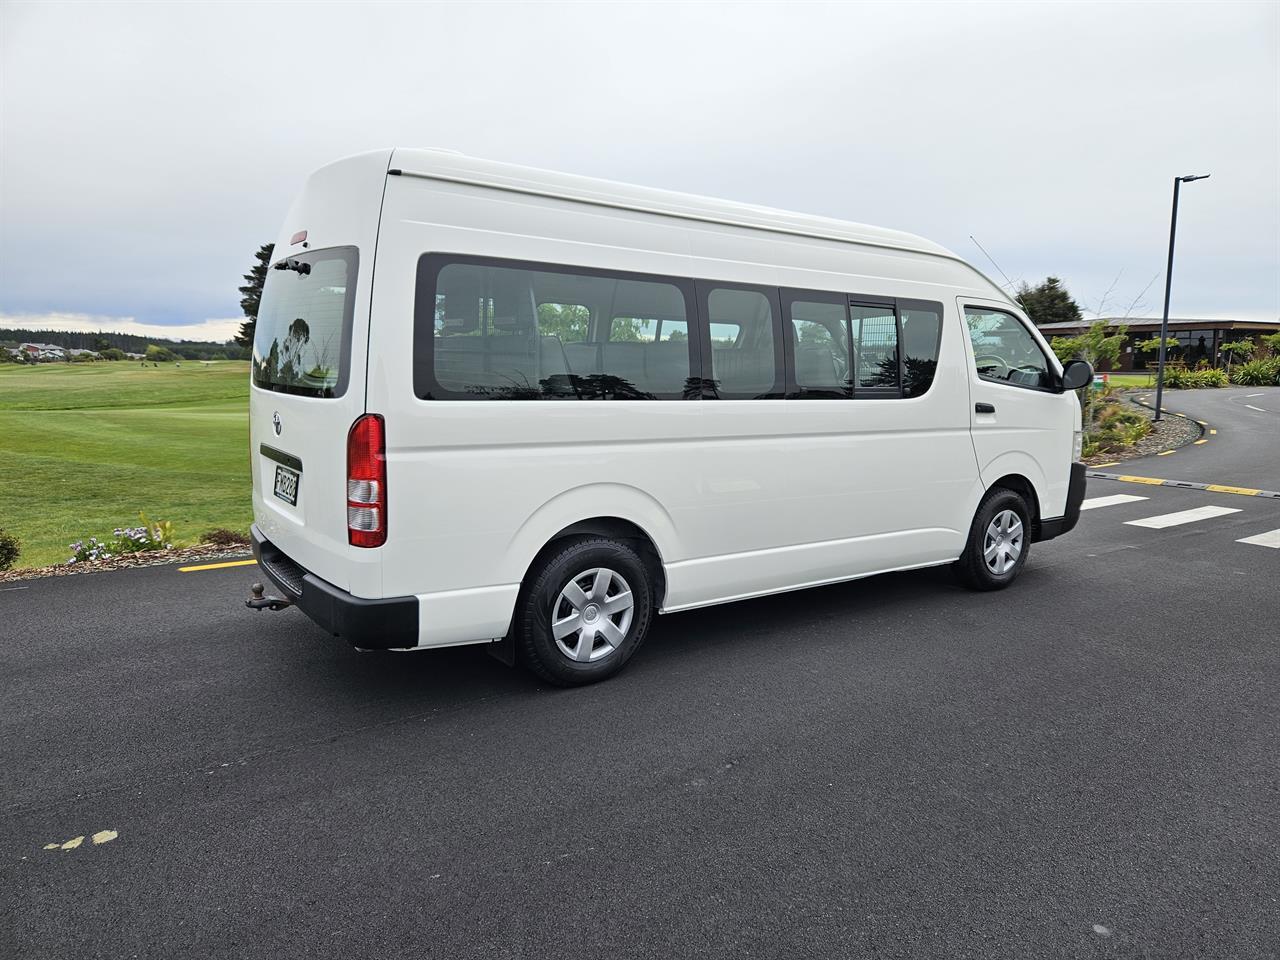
1035, 317, 1279, 371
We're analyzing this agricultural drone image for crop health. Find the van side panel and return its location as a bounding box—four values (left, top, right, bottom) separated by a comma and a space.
368, 168, 991, 647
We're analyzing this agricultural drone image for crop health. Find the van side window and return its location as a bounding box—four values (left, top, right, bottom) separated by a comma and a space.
899, 304, 943, 398
964, 307, 1053, 390
417, 256, 698, 400
702, 285, 783, 399
784, 293, 849, 398
850, 303, 900, 393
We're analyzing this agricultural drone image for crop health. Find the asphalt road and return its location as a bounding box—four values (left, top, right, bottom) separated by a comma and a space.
3, 393, 1278, 959
1128, 385, 1280, 489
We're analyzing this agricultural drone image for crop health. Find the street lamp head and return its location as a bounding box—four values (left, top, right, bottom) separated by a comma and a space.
1179, 174, 1211, 182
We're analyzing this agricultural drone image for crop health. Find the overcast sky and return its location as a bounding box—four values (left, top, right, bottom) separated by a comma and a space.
1, 0, 1276, 342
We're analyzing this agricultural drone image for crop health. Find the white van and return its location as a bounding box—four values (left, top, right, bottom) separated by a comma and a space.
246, 149, 1091, 685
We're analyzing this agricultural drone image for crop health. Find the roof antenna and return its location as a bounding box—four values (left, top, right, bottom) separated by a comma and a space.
970, 235, 1017, 291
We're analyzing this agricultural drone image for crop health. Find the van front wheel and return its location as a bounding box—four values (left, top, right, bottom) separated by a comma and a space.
954, 488, 1031, 590
515, 537, 653, 686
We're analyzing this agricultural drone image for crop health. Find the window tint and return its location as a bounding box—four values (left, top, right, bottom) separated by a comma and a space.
705, 288, 779, 397
965, 307, 1053, 389
900, 305, 942, 398
850, 304, 899, 391
788, 299, 849, 396
420, 258, 695, 399
253, 247, 356, 398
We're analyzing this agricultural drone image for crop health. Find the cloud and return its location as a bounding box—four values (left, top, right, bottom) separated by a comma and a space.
0, 312, 242, 343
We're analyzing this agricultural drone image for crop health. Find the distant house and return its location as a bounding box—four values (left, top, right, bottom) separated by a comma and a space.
16, 342, 68, 361
1036, 317, 1280, 372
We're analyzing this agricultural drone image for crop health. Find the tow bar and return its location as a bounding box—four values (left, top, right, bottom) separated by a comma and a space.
245, 582, 294, 612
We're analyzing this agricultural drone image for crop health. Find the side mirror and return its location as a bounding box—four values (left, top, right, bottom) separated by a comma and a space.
1060, 359, 1093, 391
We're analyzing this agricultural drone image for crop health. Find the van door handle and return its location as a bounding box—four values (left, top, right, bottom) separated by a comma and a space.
975, 402, 996, 414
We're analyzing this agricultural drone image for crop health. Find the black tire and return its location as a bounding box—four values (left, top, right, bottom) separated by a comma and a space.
515, 536, 654, 686
954, 487, 1032, 591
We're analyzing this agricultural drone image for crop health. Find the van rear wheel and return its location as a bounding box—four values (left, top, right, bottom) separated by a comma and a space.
515, 536, 653, 686
954, 488, 1031, 590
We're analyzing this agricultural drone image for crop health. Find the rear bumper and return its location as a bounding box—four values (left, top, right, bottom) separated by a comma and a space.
251, 525, 418, 649
1034, 461, 1087, 542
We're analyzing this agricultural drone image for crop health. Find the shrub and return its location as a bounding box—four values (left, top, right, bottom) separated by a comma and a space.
67, 513, 175, 564
202, 527, 250, 547
1231, 358, 1280, 386
0, 529, 20, 571
1162, 368, 1228, 389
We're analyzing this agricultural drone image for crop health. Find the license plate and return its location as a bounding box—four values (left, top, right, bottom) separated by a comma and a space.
273, 465, 300, 506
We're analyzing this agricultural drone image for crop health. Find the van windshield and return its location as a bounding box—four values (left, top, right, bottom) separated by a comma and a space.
252, 246, 358, 398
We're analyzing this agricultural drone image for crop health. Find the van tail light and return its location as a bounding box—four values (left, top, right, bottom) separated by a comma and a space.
346, 414, 386, 547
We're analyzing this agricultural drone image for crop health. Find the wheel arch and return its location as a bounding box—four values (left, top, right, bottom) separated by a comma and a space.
504, 483, 678, 608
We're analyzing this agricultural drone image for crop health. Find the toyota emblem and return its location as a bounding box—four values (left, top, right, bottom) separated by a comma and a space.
272, 412, 282, 436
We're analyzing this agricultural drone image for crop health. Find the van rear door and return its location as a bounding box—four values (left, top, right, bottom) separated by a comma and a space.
250, 245, 368, 593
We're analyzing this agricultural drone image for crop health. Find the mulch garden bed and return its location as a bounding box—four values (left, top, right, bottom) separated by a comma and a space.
1082, 392, 1203, 467
0, 544, 253, 584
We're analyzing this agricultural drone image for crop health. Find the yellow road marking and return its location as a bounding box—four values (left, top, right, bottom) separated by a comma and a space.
1206, 484, 1262, 496
1093, 461, 1120, 468
1115, 475, 1166, 485
1157, 450, 1176, 456
92, 829, 118, 845
60, 836, 84, 850
1197, 420, 1208, 425
1194, 438, 1208, 445
43, 843, 59, 850
179, 559, 257, 573
1210, 428, 1217, 435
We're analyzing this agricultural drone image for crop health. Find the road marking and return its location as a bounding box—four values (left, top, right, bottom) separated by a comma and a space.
1196, 420, 1208, 425
43, 829, 117, 852
1126, 505, 1241, 529
179, 559, 257, 573
92, 829, 118, 845
1092, 461, 1120, 468
1237, 529, 1280, 549
1193, 439, 1208, 444
1246, 393, 1264, 397
1157, 449, 1176, 456
1088, 472, 1280, 499
1205, 483, 1263, 496
1210, 429, 1217, 434
1245, 404, 1266, 412
1081, 494, 1149, 511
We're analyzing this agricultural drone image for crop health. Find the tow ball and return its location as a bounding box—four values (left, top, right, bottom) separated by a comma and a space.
245, 582, 294, 612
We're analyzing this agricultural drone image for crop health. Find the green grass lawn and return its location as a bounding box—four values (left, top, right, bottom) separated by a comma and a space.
1102, 373, 1156, 388
0, 361, 252, 568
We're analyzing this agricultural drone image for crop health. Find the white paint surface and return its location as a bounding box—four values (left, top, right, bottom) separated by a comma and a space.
1237, 529, 1280, 549
1081, 494, 1149, 511
1126, 505, 1241, 529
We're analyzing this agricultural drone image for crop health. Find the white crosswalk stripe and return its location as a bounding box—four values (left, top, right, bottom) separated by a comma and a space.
1081, 494, 1149, 511
1237, 529, 1280, 549
1125, 505, 1241, 529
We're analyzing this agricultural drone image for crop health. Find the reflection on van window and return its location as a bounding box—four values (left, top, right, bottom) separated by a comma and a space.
706, 289, 777, 397
900, 306, 942, 397
788, 300, 849, 396
429, 261, 693, 399
252, 247, 356, 398
850, 304, 899, 390
964, 308, 1052, 389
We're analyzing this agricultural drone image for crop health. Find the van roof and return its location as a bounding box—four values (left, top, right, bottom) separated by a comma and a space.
387, 148, 962, 263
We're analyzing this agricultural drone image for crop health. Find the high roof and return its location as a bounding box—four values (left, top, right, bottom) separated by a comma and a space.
388, 148, 961, 263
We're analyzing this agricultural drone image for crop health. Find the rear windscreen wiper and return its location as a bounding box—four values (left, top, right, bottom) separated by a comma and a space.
273, 259, 311, 275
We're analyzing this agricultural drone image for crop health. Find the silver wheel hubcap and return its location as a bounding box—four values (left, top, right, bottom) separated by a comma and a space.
984, 509, 1024, 575
552, 567, 634, 663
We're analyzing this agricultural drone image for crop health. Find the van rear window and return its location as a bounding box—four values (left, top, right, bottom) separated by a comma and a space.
252, 247, 357, 398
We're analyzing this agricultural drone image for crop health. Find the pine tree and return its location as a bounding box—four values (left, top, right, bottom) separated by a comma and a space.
235, 243, 275, 348
1016, 277, 1082, 327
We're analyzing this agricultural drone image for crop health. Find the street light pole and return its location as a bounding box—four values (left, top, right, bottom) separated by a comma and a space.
1153, 173, 1210, 422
